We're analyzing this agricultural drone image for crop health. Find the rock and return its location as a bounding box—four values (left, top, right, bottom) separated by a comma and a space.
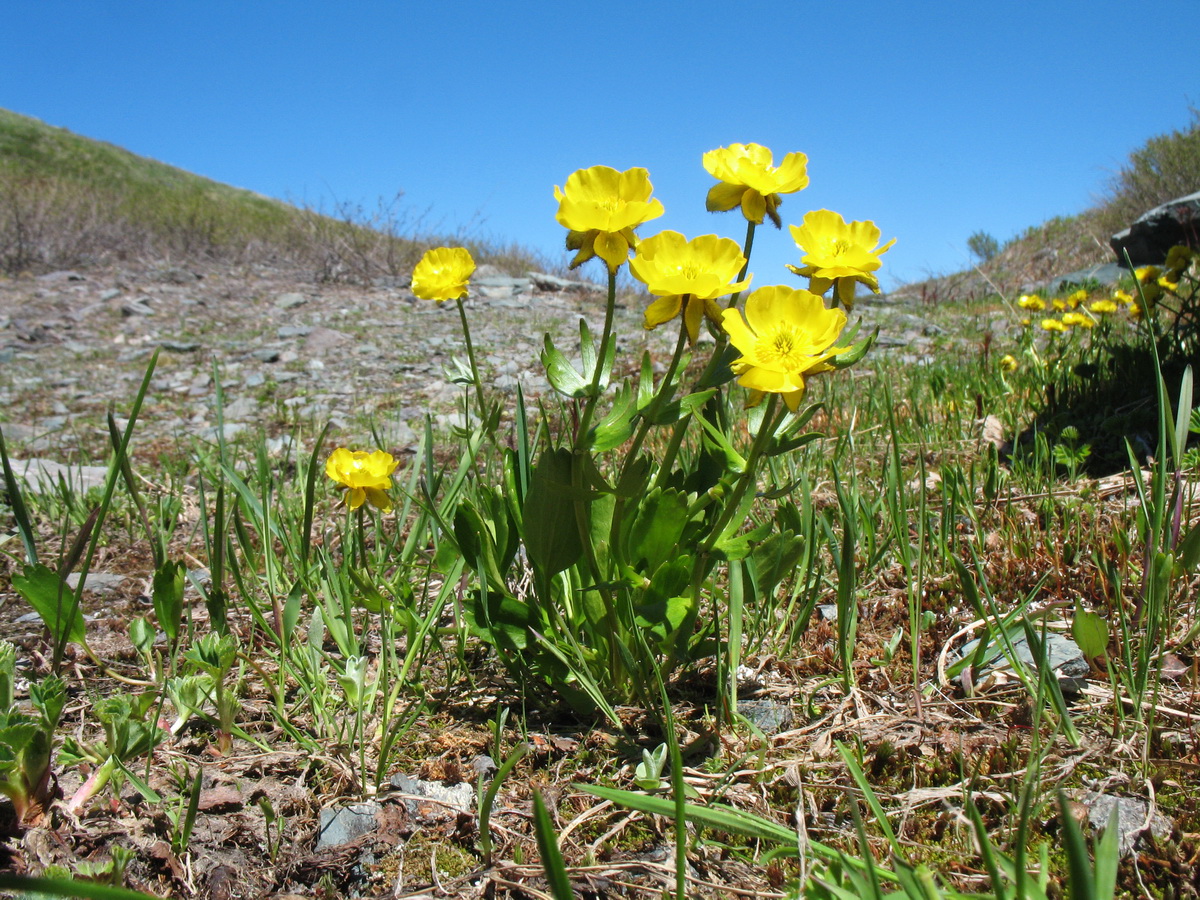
1041, 263, 1128, 293
273, 292, 307, 310
121, 300, 153, 317
64, 572, 127, 595
99, 288, 121, 302
389, 774, 475, 817
159, 340, 200, 353
303, 327, 352, 354
251, 348, 281, 363
736, 699, 794, 735
529, 271, 604, 294
1111, 190, 1200, 267
316, 801, 383, 850
276, 325, 311, 339
11, 458, 110, 494
957, 631, 1089, 692
1083, 792, 1172, 857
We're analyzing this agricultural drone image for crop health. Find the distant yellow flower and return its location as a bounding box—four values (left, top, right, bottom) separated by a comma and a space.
411, 247, 475, 302
1061, 312, 1094, 329
719, 285, 848, 411
1000, 354, 1018, 372
326, 448, 399, 512
1020, 317, 1032, 328
1089, 299, 1118, 314
1165, 245, 1193, 271
787, 209, 894, 308
1051, 298, 1067, 311
554, 165, 664, 272
630, 231, 751, 343
1157, 275, 1179, 292
1017, 294, 1045, 311
1113, 289, 1133, 305
702, 143, 809, 228
1067, 289, 1088, 309
1040, 318, 1067, 333
1134, 265, 1161, 284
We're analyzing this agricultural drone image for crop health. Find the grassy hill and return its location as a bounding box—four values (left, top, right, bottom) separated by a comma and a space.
0, 108, 544, 279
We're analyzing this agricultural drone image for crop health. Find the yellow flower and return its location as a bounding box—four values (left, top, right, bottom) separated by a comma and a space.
1061, 312, 1094, 329
1141, 281, 1163, 304
629, 231, 751, 343
1020, 317, 1032, 328
719, 285, 848, 411
1067, 289, 1088, 309
411, 247, 475, 302
1017, 294, 1046, 311
1089, 299, 1118, 314
1157, 275, 1179, 292
1135, 265, 1161, 284
787, 210, 894, 308
1113, 289, 1133, 305
326, 448, 399, 512
1040, 318, 1067, 333
1165, 244, 1193, 271
554, 166, 664, 272
1000, 354, 1018, 372
1051, 298, 1067, 311
702, 143, 809, 228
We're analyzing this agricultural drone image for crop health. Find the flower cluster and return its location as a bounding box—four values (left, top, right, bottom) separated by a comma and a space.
546, 145, 885, 404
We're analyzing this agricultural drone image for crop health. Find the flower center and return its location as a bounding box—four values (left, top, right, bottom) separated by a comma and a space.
831, 238, 852, 257
755, 326, 805, 370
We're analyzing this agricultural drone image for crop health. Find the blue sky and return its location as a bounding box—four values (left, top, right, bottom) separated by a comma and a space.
3, 1, 1197, 289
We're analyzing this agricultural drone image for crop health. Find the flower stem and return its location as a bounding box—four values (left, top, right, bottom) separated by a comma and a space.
455, 294, 490, 429
574, 268, 618, 450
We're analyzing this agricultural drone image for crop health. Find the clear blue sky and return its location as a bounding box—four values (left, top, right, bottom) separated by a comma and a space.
3, 1, 1197, 289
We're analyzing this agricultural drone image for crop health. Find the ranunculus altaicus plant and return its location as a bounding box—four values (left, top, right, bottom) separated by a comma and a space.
788, 208, 895, 309
629, 231, 751, 343
326, 448, 399, 511
702, 142, 809, 228
554, 165, 664, 272
411, 246, 475, 302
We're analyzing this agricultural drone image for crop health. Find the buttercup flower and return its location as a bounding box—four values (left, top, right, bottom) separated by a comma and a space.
719, 285, 848, 411
702, 143, 809, 228
326, 448, 399, 512
1113, 289, 1134, 305
1051, 298, 1067, 312
1040, 318, 1067, 333
1157, 275, 1179, 292
1134, 265, 1161, 284
1061, 312, 1094, 329
1165, 244, 1193, 270
629, 231, 751, 343
554, 166, 664, 272
1017, 294, 1046, 311
1000, 354, 1019, 372
1067, 289, 1088, 309
1089, 299, 1118, 314
411, 247, 475, 302
787, 210, 894, 308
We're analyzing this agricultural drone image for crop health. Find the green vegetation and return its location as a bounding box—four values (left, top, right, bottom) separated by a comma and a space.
0, 112, 1198, 899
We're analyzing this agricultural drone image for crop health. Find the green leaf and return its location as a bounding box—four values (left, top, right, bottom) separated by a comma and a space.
750, 530, 805, 599
645, 389, 717, 426
13, 564, 86, 648
829, 327, 876, 369
541, 334, 591, 398
1071, 603, 1109, 660
589, 382, 637, 451
532, 790, 576, 900
712, 521, 772, 562
522, 449, 584, 576
624, 488, 688, 572
151, 560, 186, 644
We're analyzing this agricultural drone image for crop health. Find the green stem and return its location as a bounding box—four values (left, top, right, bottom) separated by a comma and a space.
455, 294, 490, 429
574, 268, 619, 450
620, 318, 689, 482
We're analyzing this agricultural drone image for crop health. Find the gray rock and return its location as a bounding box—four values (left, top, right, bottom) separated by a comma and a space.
1083, 792, 1172, 857
160, 340, 200, 353
528, 271, 604, 294
274, 292, 308, 310
737, 699, 794, 735
316, 801, 383, 850
1041, 263, 1128, 293
36, 271, 85, 283
99, 288, 121, 302
958, 631, 1088, 692
389, 774, 475, 816
303, 327, 351, 354
65, 572, 127, 595
276, 325, 312, 339
11, 458, 110, 494
1111, 190, 1200, 267
121, 300, 153, 317
251, 348, 281, 363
